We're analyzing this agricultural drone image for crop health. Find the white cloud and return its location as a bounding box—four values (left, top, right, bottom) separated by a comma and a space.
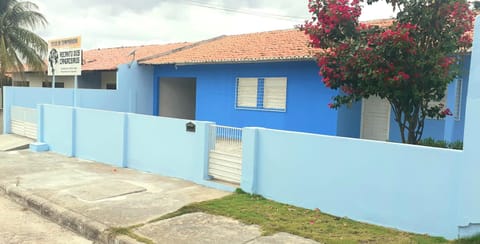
30, 0, 395, 50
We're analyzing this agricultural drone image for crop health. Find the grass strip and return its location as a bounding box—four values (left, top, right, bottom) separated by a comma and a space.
108, 226, 154, 244
151, 189, 477, 244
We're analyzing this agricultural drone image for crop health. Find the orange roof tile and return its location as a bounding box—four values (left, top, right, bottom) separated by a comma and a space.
12, 42, 191, 73
139, 29, 316, 65
362, 18, 395, 28
139, 19, 401, 66
82, 43, 190, 71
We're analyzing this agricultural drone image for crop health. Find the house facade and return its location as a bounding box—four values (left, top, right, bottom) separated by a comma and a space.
150, 61, 338, 135
139, 29, 470, 143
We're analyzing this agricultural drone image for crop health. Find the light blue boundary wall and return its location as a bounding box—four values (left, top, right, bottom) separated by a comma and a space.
126, 113, 210, 181
38, 104, 234, 192
242, 127, 462, 238
3, 61, 154, 134
241, 17, 480, 239
458, 16, 480, 234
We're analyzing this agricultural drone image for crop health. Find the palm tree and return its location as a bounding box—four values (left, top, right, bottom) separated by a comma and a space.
0, 0, 47, 86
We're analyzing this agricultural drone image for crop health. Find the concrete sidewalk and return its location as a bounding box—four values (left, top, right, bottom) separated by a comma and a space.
0, 134, 33, 151
0, 150, 318, 244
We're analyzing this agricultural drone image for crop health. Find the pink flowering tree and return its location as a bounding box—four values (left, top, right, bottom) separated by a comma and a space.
301, 0, 474, 144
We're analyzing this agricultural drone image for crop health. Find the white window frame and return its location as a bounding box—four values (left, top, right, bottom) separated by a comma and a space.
263, 77, 287, 110
235, 77, 287, 112
236, 78, 258, 108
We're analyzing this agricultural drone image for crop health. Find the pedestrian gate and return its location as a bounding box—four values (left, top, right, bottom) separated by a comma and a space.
208, 125, 242, 184
10, 106, 37, 139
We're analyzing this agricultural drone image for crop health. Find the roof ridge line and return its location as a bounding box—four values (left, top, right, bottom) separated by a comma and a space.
138, 35, 228, 63
85, 42, 190, 52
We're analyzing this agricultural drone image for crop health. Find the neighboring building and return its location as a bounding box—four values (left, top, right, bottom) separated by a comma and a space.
9, 42, 191, 89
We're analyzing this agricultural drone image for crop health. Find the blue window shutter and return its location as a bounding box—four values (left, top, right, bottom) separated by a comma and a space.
257, 78, 264, 108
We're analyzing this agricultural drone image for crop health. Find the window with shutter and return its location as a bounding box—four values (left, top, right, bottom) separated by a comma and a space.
235, 77, 287, 111
263, 77, 287, 110
236, 78, 258, 108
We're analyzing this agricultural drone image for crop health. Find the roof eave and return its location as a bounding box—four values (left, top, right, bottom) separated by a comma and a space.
142, 57, 316, 66
81, 68, 118, 72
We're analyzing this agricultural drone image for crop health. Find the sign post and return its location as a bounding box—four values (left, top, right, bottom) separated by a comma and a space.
47, 36, 82, 105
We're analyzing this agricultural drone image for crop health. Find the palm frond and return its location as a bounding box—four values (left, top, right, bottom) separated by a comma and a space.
0, 0, 47, 79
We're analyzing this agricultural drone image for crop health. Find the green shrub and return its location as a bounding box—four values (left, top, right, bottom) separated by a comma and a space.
455, 233, 480, 243
418, 137, 463, 150
448, 140, 463, 150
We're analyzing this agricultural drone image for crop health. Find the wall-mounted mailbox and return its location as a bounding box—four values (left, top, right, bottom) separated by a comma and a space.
186, 122, 196, 132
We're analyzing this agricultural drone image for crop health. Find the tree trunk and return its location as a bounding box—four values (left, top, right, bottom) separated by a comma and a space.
393, 104, 424, 144
407, 127, 417, 144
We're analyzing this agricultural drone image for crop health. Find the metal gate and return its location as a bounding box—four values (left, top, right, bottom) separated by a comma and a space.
208, 125, 242, 184
10, 106, 37, 139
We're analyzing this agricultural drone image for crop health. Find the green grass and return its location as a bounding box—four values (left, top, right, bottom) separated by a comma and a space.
454, 234, 480, 244
153, 189, 480, 244
108, 226, 154, 244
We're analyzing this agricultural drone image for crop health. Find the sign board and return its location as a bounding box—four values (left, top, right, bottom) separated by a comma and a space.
47, 36, 82, 76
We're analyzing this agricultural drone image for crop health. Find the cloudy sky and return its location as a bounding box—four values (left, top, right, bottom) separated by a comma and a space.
30, 0, 395, 50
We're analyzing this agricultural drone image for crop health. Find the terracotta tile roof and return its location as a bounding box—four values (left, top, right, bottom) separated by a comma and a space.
139, 29, 316, 65
139, 19, 403, 65
363, 18, 475, 43
82, 42, 191, 71
362, 18, 395, 28
10, 42, 191, 73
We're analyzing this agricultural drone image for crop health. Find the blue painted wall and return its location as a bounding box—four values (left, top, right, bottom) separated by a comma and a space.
449, 55, 471, 142
3, 62, 154, 134
117, 62, 154, 115
324, 53, 470, 143
37, 104, 234, 192
242, 127, 463, 239
389, 115, 446, 142
41, 105, 73, 154
336, 101, 362, 138
459, 16, 480, 233
389, 54, 471, 143
154, 61, 339, 135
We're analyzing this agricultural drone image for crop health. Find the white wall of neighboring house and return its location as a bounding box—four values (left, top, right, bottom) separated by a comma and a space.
54, 76, 75, 88
101, 71, 117, 89
12, 72, 44, 87
12, 72, 75, 88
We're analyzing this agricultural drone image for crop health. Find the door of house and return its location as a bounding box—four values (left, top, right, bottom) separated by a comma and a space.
361, 96, 390, 141
158, 77, 196, 120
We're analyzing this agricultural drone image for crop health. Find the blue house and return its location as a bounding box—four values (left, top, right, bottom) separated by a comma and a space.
139, 30, 338, 136
138, 29, 470, 143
